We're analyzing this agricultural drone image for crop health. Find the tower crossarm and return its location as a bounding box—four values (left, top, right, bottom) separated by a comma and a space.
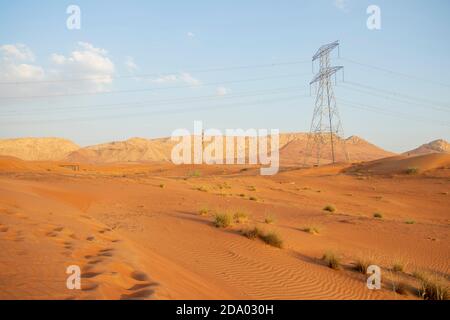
312, 40, 340, 62
310, 66, 343, 85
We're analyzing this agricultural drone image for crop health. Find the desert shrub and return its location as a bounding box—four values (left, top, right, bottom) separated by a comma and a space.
199, 207, 210, 216
392, 263, 403, 272
196, 185, 208, 192
264, 215, 275, 224
415, 272, 449, 300
233, 211, 249, 224
373, 212, 383, 219
191, 170, 201, 177
259, 231, 283, 248
354, 257, 373, 274
405, 220, 415, 225
248, 185, 257, 191
323, 205, 336, 213
405, 167, 419, 175
302, 226, 319, 235
322, 251, 341, 270
213, 213, 233, 228
242, 227, 261, 240
159, 184, 165, 188
249, 196, 258, 201
391, 281, 408, 295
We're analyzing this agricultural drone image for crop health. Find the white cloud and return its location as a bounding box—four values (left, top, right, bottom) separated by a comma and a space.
0, 43, 35, 62
187, 31, 195, 38
151, 72, 201, 87
125, 56, 138, 72
0, 42, 116, 97
216, 86, 229, 96
49, 42, 115, 88
333, 0, 348, 11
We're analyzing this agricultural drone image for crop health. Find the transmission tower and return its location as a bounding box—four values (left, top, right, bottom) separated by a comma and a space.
303, 40, 349, 166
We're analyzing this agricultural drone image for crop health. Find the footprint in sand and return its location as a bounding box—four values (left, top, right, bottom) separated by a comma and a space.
120, 288, 155, 300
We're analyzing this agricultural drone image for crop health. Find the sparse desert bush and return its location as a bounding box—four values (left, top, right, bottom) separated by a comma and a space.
354, 257, 374, 274
323, 205, 336, 213
302, 226, 319, 235
390, 279, 408, 295
199, 207, 210, 216
392, 263, 404, 272
405, 220, 415, 225
188, 170, 201, 177
415, 272, 449, 300
249, 196, 258, 201
196, 185, 208, 192
233, 211, 249, 224
159, 183, 165, 188
264, 215, 275, 224
241, 226, 261, 239
405, 167, 419, 175
322, 251, 341, 270
259, 231, 283, 248
213, 213, 233, 228
239, 193, 246, 197
373, 212, 383, 219
248, 185, 257, 191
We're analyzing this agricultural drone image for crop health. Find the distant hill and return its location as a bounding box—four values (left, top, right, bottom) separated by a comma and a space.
0, 138, 79, 161
279, 134, 395, 165
404, 139, 449, 156
0, 133, 396, 165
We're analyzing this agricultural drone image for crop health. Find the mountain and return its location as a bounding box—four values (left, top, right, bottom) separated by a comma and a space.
65, 137, 174, 163
404, 139, 449, 156
279, 134, 395, 165
0, 137, 79, 161
0, 134, 396, 165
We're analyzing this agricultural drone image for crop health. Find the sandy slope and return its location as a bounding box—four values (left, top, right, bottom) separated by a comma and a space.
0, 155, 448, 300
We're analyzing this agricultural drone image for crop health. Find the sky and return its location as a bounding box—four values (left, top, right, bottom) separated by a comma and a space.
0, 0, 449, 152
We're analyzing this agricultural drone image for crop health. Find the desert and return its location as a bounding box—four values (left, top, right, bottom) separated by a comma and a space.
0, 136, 448, 300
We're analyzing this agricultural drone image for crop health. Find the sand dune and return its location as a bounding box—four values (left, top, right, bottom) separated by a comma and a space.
347, 153, 450, 176
0, 154, 448, 300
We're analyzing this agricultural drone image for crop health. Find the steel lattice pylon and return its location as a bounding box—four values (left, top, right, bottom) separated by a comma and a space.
303, 41, 349, 166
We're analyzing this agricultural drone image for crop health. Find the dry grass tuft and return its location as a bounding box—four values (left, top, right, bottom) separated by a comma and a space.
213, 213, 233, 228
323, 205, 336, 213
322, 251, 341, 270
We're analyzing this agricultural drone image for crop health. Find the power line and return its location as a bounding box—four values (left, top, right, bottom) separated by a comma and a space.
0, 73, 311, 101
0, 95, 309, 125
0, 86, 309, 116
339, 57, 450, 88
0, 59, 311, 85
339, 82, 450, 113
338, 98, 450, 127
343, 80, 450, 110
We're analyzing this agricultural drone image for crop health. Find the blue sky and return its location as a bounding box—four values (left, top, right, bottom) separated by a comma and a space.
0, 0, 449, 152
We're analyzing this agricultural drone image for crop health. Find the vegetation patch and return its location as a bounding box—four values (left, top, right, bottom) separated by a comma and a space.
322, 251, 341, 270
213, 213, 233, 228
323, 205, 336, 213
